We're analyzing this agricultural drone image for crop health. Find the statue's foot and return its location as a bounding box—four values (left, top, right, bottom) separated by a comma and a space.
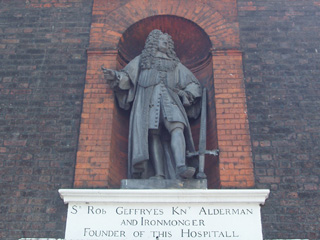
196, 172, 207, 179
176, 166, 195, 179
149, 175, 165, 180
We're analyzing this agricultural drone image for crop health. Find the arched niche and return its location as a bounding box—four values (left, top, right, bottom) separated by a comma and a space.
113, 15, 220, 188
75, 0, 254, 189
117, 15, 211, 70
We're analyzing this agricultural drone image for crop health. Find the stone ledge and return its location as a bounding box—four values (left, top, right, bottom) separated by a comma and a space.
59, 189, 270, 204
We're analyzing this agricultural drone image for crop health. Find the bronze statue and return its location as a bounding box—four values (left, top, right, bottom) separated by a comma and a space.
102, 29, 202, 180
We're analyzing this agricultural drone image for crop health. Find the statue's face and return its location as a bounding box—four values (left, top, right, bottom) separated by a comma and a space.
158, 34, 168, 53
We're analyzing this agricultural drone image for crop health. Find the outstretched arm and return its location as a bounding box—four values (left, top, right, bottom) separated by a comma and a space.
101, 66, 131, 90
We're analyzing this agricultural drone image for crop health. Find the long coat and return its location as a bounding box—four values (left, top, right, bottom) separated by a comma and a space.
115, 55, 202, 179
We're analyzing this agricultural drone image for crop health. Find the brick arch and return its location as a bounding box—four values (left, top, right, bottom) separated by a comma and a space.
90, 0, 239, 51
117, 15, 212, 70
74, 0, 254, 189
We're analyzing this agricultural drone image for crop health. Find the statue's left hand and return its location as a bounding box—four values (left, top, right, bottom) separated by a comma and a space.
177, 90, 194, 106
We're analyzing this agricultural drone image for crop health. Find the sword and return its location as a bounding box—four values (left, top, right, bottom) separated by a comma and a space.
186, 87, 219, 179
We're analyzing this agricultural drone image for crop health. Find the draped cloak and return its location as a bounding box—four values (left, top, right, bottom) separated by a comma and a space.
114, 55, 202, 179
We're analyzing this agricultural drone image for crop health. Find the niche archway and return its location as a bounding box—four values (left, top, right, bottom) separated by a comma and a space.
113, 15, 220, 188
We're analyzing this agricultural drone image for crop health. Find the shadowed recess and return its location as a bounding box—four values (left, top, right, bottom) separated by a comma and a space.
115, 15, 219, 188
118, 15, 212, 69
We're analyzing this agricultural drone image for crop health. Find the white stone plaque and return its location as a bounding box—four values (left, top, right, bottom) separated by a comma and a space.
59, 189, 269, 240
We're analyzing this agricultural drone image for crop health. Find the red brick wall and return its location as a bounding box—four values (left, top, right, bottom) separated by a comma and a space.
212, 50, 254, 187
74, 0, 254, 189
74, 51, 119, 188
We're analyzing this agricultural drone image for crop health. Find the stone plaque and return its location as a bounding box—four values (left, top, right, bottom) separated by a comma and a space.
59, 189, 269, 240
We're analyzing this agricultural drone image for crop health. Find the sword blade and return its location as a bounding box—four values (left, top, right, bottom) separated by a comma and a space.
199, 88, 207, 154
198, 88, 207, 175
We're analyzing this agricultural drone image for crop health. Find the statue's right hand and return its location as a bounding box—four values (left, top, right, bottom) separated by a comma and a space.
101, 66, 116, 81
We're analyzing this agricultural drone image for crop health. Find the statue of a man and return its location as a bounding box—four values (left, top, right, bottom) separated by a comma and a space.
102, 29, 202, 180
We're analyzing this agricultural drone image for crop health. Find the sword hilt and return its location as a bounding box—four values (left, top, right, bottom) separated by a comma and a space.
186, 149, 220, 158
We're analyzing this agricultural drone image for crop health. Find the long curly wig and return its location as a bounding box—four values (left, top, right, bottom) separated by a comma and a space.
140, 29, 180, 70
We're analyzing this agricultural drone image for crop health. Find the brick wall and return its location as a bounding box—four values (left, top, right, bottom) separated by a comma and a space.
1, 0, 319, 239
238, 0, 320, 239
0, 1, 93, 239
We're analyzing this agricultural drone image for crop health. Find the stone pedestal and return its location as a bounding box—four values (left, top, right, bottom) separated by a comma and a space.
121, 179, 208, 189
59, 189, 269, 240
